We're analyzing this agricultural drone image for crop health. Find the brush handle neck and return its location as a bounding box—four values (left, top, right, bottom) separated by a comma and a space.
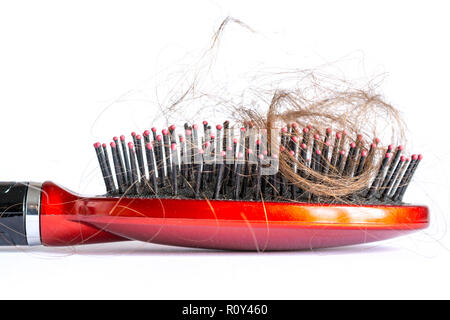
40, 181, 126, 246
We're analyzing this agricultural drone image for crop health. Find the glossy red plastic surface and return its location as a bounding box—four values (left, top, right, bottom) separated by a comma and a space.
40, 181, 429, 250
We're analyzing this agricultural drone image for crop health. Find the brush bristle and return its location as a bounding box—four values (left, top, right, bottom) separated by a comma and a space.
93, 121, 422, 204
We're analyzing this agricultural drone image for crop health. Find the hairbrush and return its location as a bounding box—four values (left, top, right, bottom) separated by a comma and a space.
0, 121, 427, 251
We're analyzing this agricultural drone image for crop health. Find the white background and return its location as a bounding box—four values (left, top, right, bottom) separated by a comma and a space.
1, 0, 449, 299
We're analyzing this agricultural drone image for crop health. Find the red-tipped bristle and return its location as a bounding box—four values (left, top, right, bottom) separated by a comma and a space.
204, 141, 210, 147
340, 150, 346, 155
179, 136, 185, 143
316, 149, 321, 155
151, 127, 157, 132
136, 135, 142, 140
263, 150, 268, 155
93, 142, 101, 148
102, 143, 107, 148
400, 155, 406, 162
128, 142, 134, 149
169, 124, 176, 131
307, 124, 312, 130
131, 132, 136, 137
210, 134, 215, 139
216, 124, 223, 130
303, 127, 309, 134
185, 129, 192, 135
350, 142, 356, 148
385, 152, 392, 158
336, 132, 342, 139
343, 129, 348, 135
289, 150, 295, 156
326, 141, 331, 146
292, 136, 299, 143
171, 143, 177, 151
361, 150, 368, 157
281, 127, 288, 133
192, 124, 198, 130
300, 143, 307, 149
162, 129, 169, 135
233, 138, 238, 144
120, 135, 126, 141
314, 134, 320, 140
143, 130, 150, 136
258, 154, 264, 160
198, 148, 204, 154
113, 136, 118, 141
256, 139, 261, 145
156, 135, 162, 141
280, 146, 285, 152
418, 154, 423, 160
388, 144, 394, 151
146, 143, 152, 150
371, 142, 376, 149
241, 127, 246, 132
110, 141, 116, 148
412, 154, 418, 160
374, 137, 381, 144
202, 120, 208, 125
221, 151, 226, 156
398, 145, 404, 151
292, 123, 298, 128
326, 127, 332, 134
